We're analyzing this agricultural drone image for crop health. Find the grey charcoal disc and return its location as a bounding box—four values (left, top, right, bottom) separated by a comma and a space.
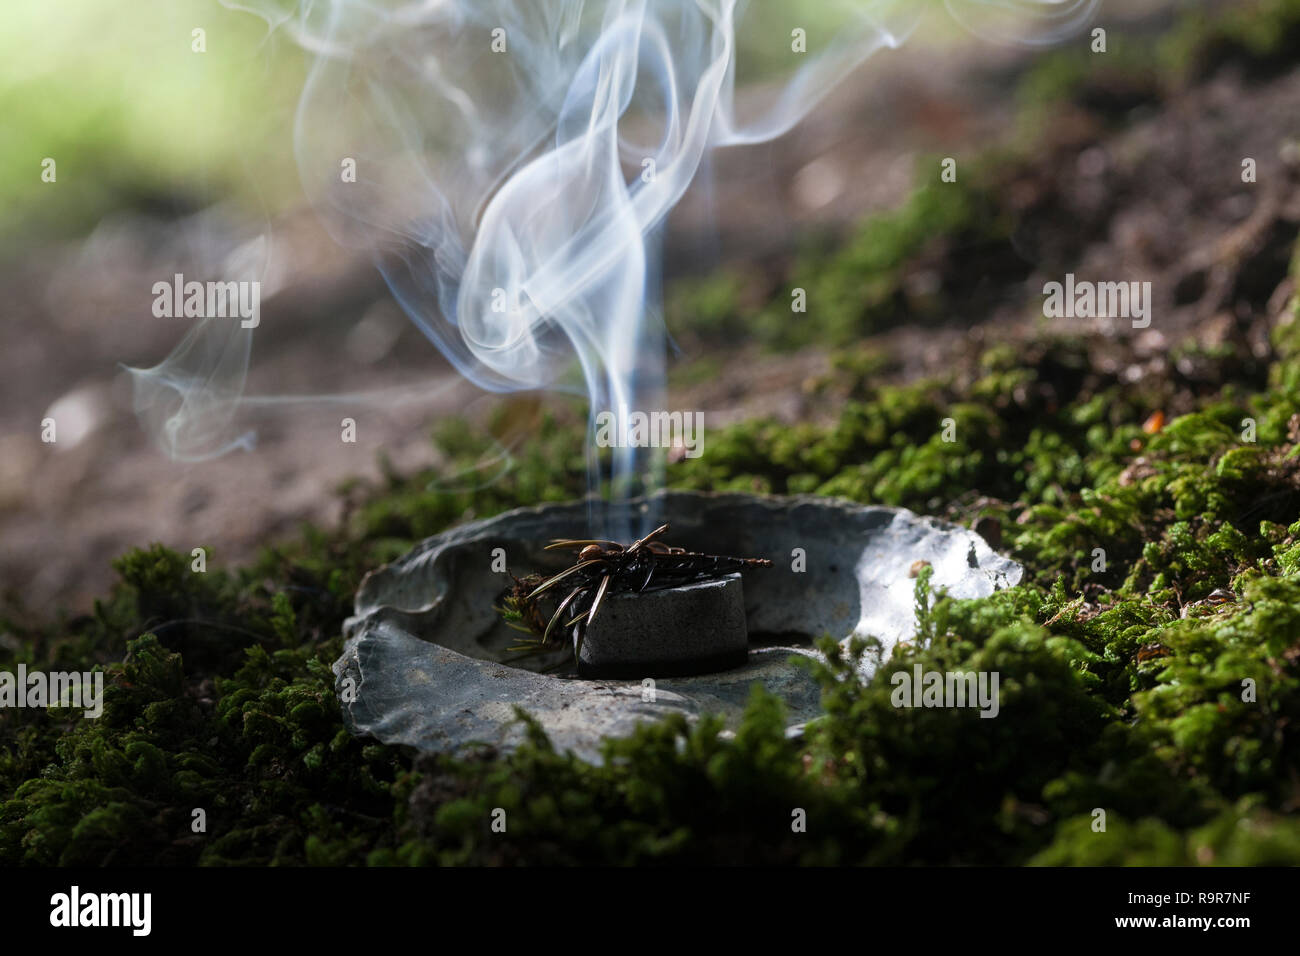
574, 573, 749, 679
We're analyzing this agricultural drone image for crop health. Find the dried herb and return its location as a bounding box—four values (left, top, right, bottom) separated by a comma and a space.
500, 524, 771, 661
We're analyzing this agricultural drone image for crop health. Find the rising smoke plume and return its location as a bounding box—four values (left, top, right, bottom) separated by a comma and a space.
129, 0, 1098, 535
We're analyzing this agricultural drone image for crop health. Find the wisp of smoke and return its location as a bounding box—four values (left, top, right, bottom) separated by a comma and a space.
128, 0, 1098, 536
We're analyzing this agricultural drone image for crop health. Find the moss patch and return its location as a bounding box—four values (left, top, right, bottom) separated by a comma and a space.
5, 296, 1300, 863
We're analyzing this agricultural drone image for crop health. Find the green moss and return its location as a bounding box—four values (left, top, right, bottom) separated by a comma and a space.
6, 309, 1299, 864
664, 157, 1026, 352
1016, 34, 1162, 128
1158, 0, 1300, 85
9, 301, 1300, 864
1011, 0, 1300, 133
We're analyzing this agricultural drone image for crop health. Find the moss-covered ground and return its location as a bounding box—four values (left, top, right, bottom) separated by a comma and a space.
3, 0, 1300, 866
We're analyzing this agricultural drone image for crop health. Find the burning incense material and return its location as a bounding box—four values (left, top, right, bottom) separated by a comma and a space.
500, 523, 771, 677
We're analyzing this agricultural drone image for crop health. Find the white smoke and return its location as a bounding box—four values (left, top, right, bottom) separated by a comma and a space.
129, 0, 1098, 533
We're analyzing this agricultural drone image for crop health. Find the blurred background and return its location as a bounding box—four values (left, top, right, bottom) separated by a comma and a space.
0, 0, 1287, 612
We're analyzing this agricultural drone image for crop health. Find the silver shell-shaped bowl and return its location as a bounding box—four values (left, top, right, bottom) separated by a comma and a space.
335, 491, 1022, 763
